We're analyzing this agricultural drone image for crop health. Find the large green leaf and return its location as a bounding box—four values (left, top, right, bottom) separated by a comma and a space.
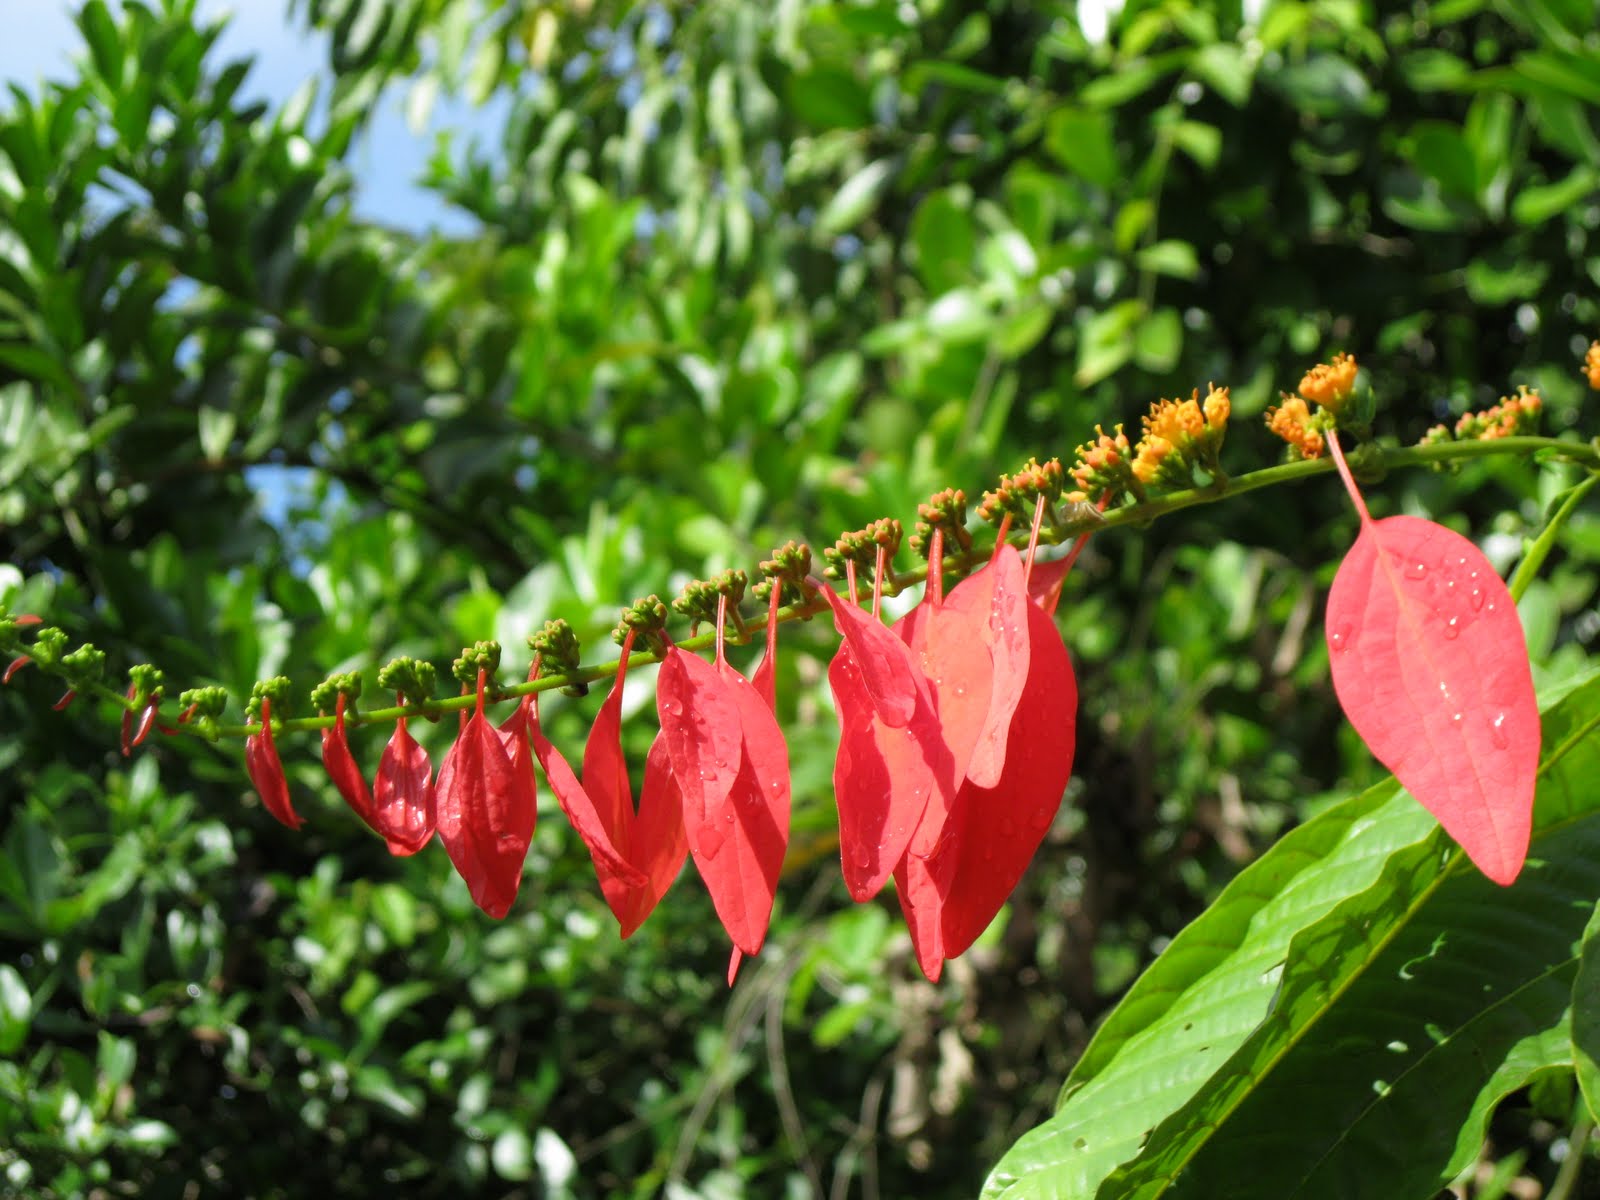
985, 671, 1600, 1200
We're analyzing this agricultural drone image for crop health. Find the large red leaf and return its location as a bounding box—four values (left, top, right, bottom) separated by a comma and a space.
1326, 513, 1538, 885
886, 546, 1080, 979
821, 586, 953, 901
658, 641, 790, 957
933, 597, 1077, 959
245, 697, 303, 830
525, 690, 646, 893
322, 692, 377, 831
372, 713, 434, 855
435, 675, 534, 918
571, 634, 686, 937
819, 588, 920, 728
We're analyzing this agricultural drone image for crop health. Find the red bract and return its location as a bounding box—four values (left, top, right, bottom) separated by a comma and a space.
245, 696, 304, 830
887, 540, 1078, 981
1325, 435, 1538, 886
434, 669, 534, 918
657, 600, 790, 964
2, 656, 30, 684
524, 665, 649, 906
925, 595, 1077, 961
526, 638, 679, 936
819, 582, 953, 902
321, 692, 378, 833
372, 702, 435, 855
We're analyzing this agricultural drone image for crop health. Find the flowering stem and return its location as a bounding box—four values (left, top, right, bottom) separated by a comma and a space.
15, 434, 1598, 742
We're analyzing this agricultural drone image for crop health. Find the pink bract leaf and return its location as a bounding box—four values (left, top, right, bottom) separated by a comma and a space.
658, 642, 790, 958
818, 587, 919, 728
553, 633, 683, 936
435, 674, 533, 918
373, 714, 435, 855
245, 697, 303, 831
1326, 513, 1538, 886
933, 597, 1078, 959
526, 691, 646, 892
321, 692, 376, 830
915, 545, 1031, 790
828, 637, 952, 902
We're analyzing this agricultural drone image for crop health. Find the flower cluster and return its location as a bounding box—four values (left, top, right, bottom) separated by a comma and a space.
1585, 340, 1600, 391
1265, 394, 1325, 459
1418, 386, 1544, 449
1297, 352, 1358, 412
1131, 385, 1230, 487
1454, 387, 1542, 440
1068, 424, 1134, 505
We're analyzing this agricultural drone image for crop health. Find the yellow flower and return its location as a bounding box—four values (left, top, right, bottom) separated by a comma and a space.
1298, 353, 1358, 412
1585, 340, 1600, 391
1202, 383, 1230, 430
1265, 394, 1325, 460
1132, 435, 1175, 484
1142, 394, 1205, 447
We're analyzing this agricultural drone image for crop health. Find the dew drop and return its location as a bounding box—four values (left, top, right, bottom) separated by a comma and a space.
1405, 561, 1428, 580
1469, 587, 1485, 611
1452, 712, 1463, 724
1443, 617, 1460, 640
1489, 711, 1509, 750
1456, 556, 1468, 567
1486, 599, 1498, 614
1329, 622, 1353, 652
856, 851, 873, 871
1443, 578, 1456, 592
1032, 807, 1053, 830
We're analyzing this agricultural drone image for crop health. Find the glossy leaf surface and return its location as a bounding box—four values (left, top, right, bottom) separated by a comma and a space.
1327, 513, 1539, 885
434, 679, 533, 919
245, 697, 303, 830
984, 673, 1600, 1200
372, 714, 435, 855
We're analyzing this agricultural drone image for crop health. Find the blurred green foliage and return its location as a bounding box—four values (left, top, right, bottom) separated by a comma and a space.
1, 0, 1597, 1195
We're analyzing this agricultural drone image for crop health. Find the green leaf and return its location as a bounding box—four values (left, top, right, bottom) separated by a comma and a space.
985, 674, 1600, 1199
1170, 121, 1221, 171
1407, 122, 1478, 201
1132, 308, 1182, 372
0, 964, 30, 1055
1080, 52, 1186, 109
1464, 253, 1550, 306
909, 188, 975, 293
1135, 240, 1199, 281
1511, 167, 1599, 227
1045, 108, 1119, 188
1515, 50, 1600, 107
1188, 43, 1252, 108
816, 160, 894, 237
1074, 301, 1142, 387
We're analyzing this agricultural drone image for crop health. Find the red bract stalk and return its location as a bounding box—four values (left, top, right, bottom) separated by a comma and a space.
322, 692, 377, 832
372, 700, 435, 855
52, 689, 75, 711
434, 668, 534, 918
245, 697, 304, 830
657, 597, 790, 974
532, 634, 686, 937
2, 656, 30, 684
119, 684, 137, 755
129, 700, 159, 750
1324, 433, 1538, 886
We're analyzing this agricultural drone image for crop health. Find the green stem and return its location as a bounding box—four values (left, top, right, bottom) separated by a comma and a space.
16, 433, 1600, 742
1507, 472, 1600, 604
1548, 1112, 1593, 1200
